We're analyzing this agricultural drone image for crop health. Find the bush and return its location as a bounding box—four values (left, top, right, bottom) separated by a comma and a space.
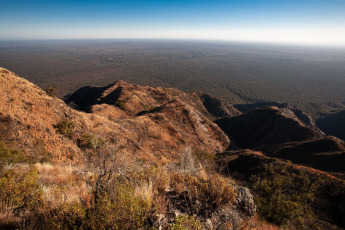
47, 203, 86, 229
88, 182, 149, 229
0, 167, 43, 217
45, 86, 58, 97
0, 141, 26, 166
251, 163, 318, 227
115, 102, 126, 111
170, 173, 235, 218
55, 119, 75, 138
78, 134, 105, 150
169, 215, 203, 230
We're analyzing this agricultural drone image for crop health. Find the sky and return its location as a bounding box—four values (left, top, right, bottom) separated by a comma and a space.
1, 0, 345, 46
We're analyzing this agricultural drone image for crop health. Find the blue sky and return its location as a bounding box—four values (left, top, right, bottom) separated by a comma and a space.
1, 0, 345, 46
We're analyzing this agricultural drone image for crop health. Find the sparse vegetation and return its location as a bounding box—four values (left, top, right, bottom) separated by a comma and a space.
55, 118, 76, 138
78, 134, 105, 150
0, 141, 26, 166
169, 215, 203, 230
0, 166, 43, 226
0, 143, 240, 229
115, 101, 126, 111
45, 86, 58, 97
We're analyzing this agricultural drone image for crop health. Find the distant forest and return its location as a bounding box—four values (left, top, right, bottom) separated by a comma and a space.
1, 39, 345, 119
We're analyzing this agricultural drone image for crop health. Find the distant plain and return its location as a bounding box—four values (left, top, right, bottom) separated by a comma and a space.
1, 39, 345, 120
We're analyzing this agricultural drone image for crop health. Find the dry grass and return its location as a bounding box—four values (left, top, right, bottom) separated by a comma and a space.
34, 163, 92, 208
134, 180, 154, 209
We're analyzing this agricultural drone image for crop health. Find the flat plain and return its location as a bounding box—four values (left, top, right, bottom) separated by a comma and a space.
1, 39, 345, 119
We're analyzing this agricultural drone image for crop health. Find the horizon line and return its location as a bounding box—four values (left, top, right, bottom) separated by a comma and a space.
1, 37, 345, 49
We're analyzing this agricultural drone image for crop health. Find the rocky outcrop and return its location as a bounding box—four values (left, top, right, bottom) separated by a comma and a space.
234, 187, 256, 217
162, 185, 256, 230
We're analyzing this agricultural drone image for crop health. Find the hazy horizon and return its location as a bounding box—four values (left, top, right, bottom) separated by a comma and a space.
1, 0, 345, 47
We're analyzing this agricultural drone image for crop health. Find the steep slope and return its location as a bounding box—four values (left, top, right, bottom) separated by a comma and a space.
195, 91, 242, 118
214, 106, 345, 173
317, 110, 345, 140
217, 150, 345, 229
261, 136, 345, 172
0, 68, 229, 163
215, 106, 324, 148
235, 101, 323, 133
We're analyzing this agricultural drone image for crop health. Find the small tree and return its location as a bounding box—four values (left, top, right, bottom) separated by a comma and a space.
83, 136, 126, 205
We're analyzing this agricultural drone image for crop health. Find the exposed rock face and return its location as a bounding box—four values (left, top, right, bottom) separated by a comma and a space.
206, 186, 256, 229
0, 68, 229, 162
235, 187, 256, 217
164, 185, 256, 230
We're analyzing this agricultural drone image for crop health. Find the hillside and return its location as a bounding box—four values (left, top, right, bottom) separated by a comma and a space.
0, 68, 231, 164
215, 106, 345, 173
1, 67, 345, 229
317, 110, 345, 140
0, 67, 254, 229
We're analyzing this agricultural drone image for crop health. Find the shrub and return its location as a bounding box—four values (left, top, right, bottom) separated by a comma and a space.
169, 215, 203, 230
251, 163, 318, 227
47, 203, 86, 229
170, 173, 236, 218
87, 180, 150, 230
115, 102, 126, 111
78, 134, 105, 150
193, 150, 215, 161
55, 119, 75, 138
0, 141, 26, 166
45, 86, 58, 97
0, 167, 43, 217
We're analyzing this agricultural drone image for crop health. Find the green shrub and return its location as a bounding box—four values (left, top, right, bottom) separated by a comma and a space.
251, 163, 318, 227
87, 180, 149, 230
115, 102, 126, 111
0, 167, 43, 216
169, 215, 203, 230
78, 134, 105, 150
45, 86, 58, 97
47, 203, 86, 229
0, 141, 26, 166
193, 150, 215, 161
55, 119, 75, 138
